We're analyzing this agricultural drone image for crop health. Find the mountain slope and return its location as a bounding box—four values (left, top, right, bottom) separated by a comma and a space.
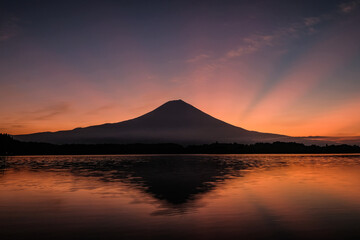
15, 100, 291, 144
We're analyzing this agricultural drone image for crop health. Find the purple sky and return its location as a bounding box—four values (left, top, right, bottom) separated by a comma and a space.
1, 0, 360, 136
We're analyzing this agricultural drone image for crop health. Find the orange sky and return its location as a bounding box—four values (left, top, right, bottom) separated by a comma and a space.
1, 1, 360, 136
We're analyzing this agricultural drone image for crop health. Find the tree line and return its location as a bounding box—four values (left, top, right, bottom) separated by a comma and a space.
1, 133, 360, 155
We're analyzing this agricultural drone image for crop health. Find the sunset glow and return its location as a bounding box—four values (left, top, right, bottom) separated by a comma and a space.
1, 1, 360, 137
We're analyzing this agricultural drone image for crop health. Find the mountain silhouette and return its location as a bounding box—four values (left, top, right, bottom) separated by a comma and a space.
15, 99, 294, 144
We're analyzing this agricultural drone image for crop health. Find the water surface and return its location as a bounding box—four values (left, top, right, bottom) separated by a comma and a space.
1, 154, 360, 240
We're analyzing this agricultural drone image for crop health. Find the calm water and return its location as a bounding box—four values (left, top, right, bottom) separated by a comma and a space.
1, 154, 360, 240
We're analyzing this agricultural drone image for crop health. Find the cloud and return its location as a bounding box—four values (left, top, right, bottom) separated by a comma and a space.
186, 54, 210, 63
11, 124, 25, 128
224, 28, 296, 59
339, 0, 360, 13
223, 20, 318, 59
223, 2, 360, 60
226, 44, 259, 58
226, 34, 278, 58
25, 102, 73, 121
304, 17, 321, 26
0, 16, 20, 41
85, 104, 115, 115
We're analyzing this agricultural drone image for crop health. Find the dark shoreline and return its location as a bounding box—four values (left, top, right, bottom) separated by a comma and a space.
2, 134, 360, 155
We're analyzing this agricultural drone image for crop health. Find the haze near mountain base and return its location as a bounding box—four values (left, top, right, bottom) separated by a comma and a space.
14, 100, 319, 145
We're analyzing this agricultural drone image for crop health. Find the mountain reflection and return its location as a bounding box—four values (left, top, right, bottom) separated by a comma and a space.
2, 155, 360, 240
122, 156, 236, 215
4, 155, 269, 214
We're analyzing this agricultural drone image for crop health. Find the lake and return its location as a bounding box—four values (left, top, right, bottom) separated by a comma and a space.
1, 154, 360, 240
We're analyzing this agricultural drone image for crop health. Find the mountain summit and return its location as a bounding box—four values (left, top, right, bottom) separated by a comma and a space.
15, 100, 291, 144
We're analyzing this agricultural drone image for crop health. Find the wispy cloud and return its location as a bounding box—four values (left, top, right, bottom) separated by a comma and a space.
186, 54, 211, 63
85, 104, 115, 115
224, 18, 325, 59
339, 0, 360, 13
304, 17, 321, 26
225, 34, 275, 58
25, 102, 73, 121
222, 4, 359, 60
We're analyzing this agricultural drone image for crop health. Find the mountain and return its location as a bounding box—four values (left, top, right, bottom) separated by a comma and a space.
14, 99, 298, 144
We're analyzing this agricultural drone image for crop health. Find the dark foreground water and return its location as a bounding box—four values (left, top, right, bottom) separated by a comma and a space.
1, 154, 360, 240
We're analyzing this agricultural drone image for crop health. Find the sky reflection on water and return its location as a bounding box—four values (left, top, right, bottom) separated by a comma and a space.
1, 154, 360, 240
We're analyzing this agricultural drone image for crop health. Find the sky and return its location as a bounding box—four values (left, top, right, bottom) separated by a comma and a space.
1, 0, 360, 137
